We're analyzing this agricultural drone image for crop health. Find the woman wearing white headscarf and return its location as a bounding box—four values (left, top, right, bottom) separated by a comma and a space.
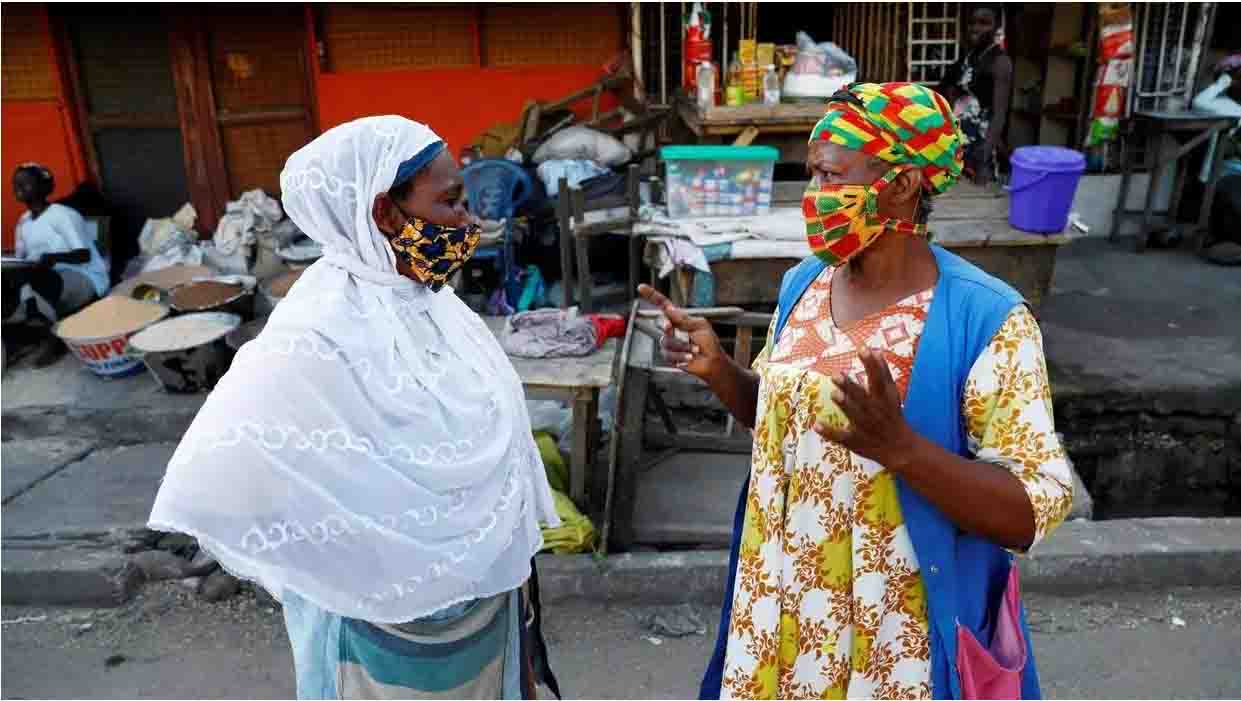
148, 116, 560, 700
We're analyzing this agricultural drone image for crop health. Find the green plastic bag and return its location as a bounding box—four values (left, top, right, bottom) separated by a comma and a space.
534, 431, 568, 494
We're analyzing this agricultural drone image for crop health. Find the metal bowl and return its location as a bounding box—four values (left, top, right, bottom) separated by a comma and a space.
128, 312, 242, 393
168, 280, 255, 320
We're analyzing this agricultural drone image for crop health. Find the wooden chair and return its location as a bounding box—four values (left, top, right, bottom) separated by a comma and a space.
555, 164, 642, 313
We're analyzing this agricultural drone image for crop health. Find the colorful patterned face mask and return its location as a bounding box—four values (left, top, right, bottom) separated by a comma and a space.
802, 166, 926, 267
389, 217, 482, 292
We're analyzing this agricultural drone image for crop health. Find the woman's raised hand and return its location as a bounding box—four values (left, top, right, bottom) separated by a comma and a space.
637, 284, 727, 383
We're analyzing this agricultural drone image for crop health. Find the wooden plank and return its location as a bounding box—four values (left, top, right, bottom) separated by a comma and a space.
933, 219, 1071, 247
600, 302, 640, 552
697, 102, 827, 127
628, 321, 658, 369
86, 114, 181, 129
734, 326, 753, 372
710, 257, 801, 306
733, 125, 760, 146
702, 122, 819, 137
942, 181, 1005, 199
51, 10, 103, 186
214, 108, 307, 126
169, 14, 229, 236
928, 195, 1009, 221
646, 427, 753, 454
610, 363, 651, 549
638, 306, 746, 318
556, 177, 575, 309
569, 392, 598, 505
572, 188, 594, 313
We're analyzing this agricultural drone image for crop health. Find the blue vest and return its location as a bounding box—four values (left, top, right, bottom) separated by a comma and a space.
700, 245, 1041, 700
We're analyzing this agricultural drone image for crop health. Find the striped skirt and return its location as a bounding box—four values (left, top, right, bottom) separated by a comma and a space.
283, 589, 530, 699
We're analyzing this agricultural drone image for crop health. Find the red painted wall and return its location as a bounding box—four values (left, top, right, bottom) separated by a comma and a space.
2, 5, 86, 251
316, 65, 620, 157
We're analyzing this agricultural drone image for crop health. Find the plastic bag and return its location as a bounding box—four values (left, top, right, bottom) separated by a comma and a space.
783, 32, 856, 99
534, 431, 569, 494
528, 401, 571, 436
532, 126, 632, 167
536, 159, 611, 193
137, 206, 203, 273
540, 490, 597, 554
1087, 4, 1134, 147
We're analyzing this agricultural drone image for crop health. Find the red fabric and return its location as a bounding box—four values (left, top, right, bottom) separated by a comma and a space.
587, 314, 627, 348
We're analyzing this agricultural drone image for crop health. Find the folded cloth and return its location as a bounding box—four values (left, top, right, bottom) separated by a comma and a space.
501, 309, 598, 358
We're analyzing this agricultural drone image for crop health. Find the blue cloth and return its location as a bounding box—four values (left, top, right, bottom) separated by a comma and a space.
699, 245, 1041, 700
393, 141, 446, 189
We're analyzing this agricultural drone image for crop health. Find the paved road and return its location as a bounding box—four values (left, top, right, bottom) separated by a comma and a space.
3, 583, 1240, 699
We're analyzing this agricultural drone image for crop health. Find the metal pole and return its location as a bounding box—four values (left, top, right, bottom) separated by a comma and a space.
632, 2, 644, 102
1184, 2, 1216, 110
722, 1, 729, 88
1172, 1, 1189, 103
681, 1, 687, 90
660, 2, 668, 105
1156, 3, 1170, 110
907, 1, 915, 82
1130, 3, 1147, 116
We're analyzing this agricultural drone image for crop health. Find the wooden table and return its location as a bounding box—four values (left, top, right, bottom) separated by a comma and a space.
1111, 111, 1236, 253
483, 316, 620, 507
931, 182, 1070, 312
676, 99, 826, 162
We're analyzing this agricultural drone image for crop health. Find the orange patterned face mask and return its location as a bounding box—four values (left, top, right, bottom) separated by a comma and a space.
802, 166, 926, 267
389, 217, 482, 292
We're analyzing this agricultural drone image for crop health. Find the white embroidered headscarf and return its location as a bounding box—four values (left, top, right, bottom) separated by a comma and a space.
148, 116, 559, 623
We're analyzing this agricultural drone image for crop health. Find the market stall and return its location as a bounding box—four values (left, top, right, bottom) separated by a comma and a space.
639, 180, 1070, 313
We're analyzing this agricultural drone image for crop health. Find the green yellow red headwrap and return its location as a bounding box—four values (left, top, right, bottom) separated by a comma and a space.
809, 82, 965, 195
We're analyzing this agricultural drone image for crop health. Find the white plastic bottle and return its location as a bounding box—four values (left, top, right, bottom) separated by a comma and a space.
762, 64, 781, 105
696, 61, 716, 111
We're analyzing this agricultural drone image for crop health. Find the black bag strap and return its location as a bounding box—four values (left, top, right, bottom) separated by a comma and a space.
523, 558, 562, 699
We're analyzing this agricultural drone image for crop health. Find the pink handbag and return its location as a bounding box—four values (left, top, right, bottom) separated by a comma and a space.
956, 564, 1027, 700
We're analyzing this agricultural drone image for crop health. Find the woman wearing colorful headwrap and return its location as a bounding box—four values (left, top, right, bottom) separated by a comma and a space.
640, 83, 1073, 699
148, 117, 561, 699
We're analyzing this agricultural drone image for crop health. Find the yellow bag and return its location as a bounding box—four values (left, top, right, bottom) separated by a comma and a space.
540, 490, 597, 554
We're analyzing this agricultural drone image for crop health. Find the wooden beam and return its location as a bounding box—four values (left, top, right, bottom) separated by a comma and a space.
302, 3, 322, 134
732, 125, 760, 146
50, 9, 103, 187
168, 9, 228, 235
645, 428, 753, 454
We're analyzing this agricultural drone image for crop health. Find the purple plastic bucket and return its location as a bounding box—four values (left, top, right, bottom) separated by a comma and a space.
1007, 146, 1086, 233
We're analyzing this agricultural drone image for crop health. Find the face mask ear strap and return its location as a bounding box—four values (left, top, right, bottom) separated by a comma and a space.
872, 165, 929, 236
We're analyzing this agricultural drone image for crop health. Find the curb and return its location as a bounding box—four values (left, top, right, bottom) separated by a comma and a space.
2, 405, 202, 447
5, 518, 1239, 609
2, 532, 145, 607
539, 517, 1241, 604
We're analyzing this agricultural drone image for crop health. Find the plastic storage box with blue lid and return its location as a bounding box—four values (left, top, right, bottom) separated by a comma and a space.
661, 145, 780, 219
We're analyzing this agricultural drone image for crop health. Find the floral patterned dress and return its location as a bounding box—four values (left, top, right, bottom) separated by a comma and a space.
720, 265, 1073, 700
